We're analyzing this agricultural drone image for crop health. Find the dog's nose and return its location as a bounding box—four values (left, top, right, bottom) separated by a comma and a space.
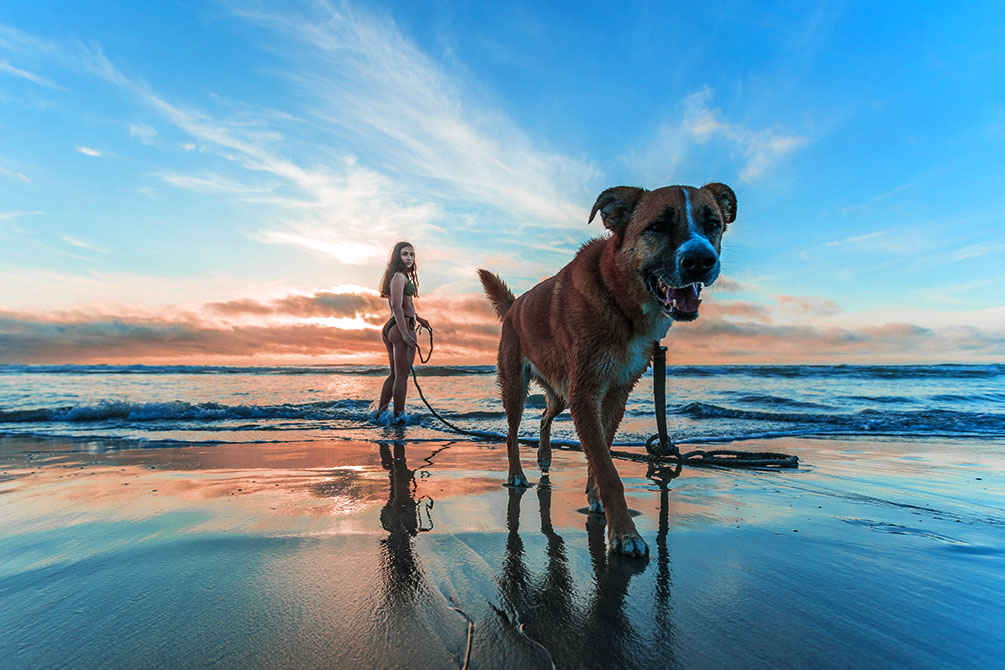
680, 246, 717, 277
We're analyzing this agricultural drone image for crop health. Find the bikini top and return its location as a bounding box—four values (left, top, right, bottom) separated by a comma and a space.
403, 277, 416, 297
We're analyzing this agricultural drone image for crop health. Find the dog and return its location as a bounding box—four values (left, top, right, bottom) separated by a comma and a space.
478, 183, 736, 556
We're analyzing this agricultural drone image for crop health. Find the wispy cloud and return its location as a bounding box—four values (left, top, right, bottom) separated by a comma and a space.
683, 88, 809, 182
235, 1, 597, 226
0, 210, 43, 221
627, 88, 809, 184
945, 243, 1005, 263
0, 58, 59, 87
821, 226, 933, 255
0, 163, 30, 182
128, 122, 157, 145
58, 235, 107, 253
77, 40, 447, 265
160, 172, 275, 195
75, 145, 103, 157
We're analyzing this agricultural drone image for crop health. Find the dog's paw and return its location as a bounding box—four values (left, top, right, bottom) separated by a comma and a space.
505, 473, 531, 488
588, 499, 605, 514
537, 455, 551, 473
610, 533, 649, 558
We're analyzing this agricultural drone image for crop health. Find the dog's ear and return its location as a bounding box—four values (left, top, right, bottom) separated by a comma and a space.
589, 186, 646, 235
701, 182, 737, 224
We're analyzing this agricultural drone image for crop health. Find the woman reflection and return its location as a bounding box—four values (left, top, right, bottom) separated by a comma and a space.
379, 442, 424, 601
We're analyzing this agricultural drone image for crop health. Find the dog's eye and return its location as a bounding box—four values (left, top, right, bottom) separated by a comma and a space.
646, 219, 671, 234
705, 218, 722, 231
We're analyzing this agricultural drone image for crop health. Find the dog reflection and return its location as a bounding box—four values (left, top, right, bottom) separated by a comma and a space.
497, 475, 678, 667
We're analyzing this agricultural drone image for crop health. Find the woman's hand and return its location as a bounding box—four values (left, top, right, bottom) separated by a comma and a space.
416, 316, 431, 330
404, 332, 418, 347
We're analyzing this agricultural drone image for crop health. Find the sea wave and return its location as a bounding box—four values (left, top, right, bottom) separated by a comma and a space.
661, 364, 1004, 379
723, 392, 834, 410
671, 401, 1005, 434
0, 399, 373, 423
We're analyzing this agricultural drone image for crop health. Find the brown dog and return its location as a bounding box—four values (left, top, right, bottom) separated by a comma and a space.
478, 183, 737, 556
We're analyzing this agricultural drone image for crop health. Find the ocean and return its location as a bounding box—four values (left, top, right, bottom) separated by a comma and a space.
2, 363, 1002, 448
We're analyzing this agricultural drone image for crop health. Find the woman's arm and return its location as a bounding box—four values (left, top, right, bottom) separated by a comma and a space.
389, 273, 417, 346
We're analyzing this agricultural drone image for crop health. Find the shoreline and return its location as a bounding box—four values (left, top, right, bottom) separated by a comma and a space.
2, 433, 1003, 668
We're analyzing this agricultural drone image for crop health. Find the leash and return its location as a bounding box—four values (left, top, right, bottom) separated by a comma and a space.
639, 343, 798, 469
409, 330, 797, 469
414, 323, 433, 364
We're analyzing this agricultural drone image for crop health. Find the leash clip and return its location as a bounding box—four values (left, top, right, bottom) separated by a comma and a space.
645, 433, 678, 459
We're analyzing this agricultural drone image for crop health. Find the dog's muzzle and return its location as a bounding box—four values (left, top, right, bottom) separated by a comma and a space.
647, 275, 704, 321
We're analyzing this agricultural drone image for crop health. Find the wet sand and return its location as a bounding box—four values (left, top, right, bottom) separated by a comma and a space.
1, 434, 1002, 669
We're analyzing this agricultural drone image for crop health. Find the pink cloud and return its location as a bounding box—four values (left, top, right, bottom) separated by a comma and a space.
777, 295, 843, 317
1, 289, 1001, 365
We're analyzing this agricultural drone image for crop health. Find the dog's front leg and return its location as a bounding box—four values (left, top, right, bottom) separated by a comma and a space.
569, 383, 648, 557
585, 386, 633, 513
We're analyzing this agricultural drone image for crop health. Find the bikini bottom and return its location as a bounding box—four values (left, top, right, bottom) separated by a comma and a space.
383, 315, 416, 338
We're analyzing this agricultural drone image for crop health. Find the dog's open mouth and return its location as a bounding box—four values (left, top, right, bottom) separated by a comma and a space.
648, 276, 703, 321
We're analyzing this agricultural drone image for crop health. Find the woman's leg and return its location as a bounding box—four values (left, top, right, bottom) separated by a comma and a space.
377, 320, 396, 414
389, 326, 416, 417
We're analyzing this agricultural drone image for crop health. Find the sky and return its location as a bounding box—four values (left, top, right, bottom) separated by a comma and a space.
1, 0, 1004, 365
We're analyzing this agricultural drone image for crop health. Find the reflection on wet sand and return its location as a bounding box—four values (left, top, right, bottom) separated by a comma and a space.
496, 472, 679, 667
378, 442, 433, 603
368, 443, 679, 667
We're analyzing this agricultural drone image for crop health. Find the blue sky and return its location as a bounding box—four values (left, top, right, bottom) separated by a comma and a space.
1, 1, 1003, 363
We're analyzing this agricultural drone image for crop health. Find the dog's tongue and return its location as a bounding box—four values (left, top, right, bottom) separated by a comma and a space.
670, 284, 701, 313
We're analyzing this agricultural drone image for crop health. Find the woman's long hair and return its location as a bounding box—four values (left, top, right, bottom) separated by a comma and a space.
379, 241, 419, 298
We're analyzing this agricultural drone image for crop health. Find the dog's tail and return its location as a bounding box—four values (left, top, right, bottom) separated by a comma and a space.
477, 269, 516, 321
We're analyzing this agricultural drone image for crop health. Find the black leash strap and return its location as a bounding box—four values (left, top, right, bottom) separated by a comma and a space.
644, 341, 798, 469
646, 345, 676, 458
414, 324, 433, 364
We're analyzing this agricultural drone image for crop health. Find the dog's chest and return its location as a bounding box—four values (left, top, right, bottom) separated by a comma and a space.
596, 319, 670, 389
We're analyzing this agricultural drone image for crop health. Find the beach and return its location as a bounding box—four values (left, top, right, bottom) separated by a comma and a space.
2, 433, 1002, 669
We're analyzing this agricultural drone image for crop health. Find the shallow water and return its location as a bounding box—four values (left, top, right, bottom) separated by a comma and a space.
2, 364, 1003, 446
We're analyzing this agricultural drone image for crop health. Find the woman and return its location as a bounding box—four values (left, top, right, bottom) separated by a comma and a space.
376, 241, 430, 420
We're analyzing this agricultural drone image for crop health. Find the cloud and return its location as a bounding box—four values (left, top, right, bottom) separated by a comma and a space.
701, 301, 772, 323
0, 210, 43, 221
628, 88, 809, 184
6, 10, 601, 280
777, 295, 842, 317
205, 290, 387, 320
75, 145, 103, 157
0, 58, 59, 87
682, 89, 809, 182
2, 284, 1001, 364
58, 235, 107, 253
670, 316, 1003, 362
0, 163, 30, 183
77, 40, 447, 266
128, 122, 157, 145
0, 311, 383, 363
236, 1, 596, 227
160, 173, 275, 195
